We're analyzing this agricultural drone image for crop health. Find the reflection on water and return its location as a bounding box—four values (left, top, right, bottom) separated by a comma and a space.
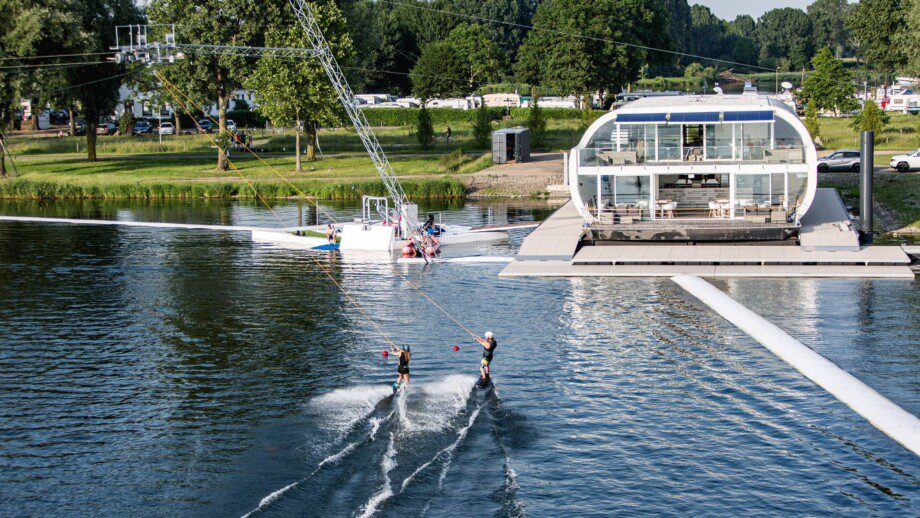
0, 200, 917, 516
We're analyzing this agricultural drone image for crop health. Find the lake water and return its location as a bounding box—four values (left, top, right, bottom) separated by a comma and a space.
0, 200, 917, 517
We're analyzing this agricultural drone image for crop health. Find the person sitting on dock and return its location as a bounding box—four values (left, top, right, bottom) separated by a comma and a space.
325, 224, 336, 244
475, 332, 497, 386
391, 344, 411, 393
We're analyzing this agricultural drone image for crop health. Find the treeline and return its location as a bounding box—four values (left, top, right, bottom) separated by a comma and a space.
1, 0, 918, 175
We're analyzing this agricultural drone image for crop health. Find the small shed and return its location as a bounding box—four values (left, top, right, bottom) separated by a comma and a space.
492, 127, 530, 164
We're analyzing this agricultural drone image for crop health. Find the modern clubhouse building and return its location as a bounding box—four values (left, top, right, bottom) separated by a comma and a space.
501, 89, 914, 278
567, 91, 817, 242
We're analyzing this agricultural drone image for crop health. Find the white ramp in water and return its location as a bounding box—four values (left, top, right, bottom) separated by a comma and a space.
672, 274, 920, 457
0, 215, 267, 232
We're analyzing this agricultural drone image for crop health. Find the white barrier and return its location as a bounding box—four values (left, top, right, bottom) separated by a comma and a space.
0, 215, 264, 232
672, 274, 920, 457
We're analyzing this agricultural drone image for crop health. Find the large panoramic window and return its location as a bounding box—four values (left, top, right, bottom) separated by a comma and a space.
735, 174, 771, 205
771, 173, 786, 205
614, 175, 650, 204
658, 125, 681, 161
741, 123, 770, 160
616, 124, 656, 161
773, 117, 803, 149
705, 124, 734, 160
586, 120, 617, 149
788, 173, 808, 208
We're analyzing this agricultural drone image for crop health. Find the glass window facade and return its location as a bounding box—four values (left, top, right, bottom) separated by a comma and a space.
705, 124, 734, 159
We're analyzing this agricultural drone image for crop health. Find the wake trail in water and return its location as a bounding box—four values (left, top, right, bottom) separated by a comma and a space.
400, 402, 483, 493
240, 386, 395, 518
356, 432, 397, 518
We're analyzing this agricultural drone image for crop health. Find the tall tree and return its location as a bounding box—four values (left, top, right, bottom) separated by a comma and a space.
247, 2, 353, 171
897, 0, 920, 77
846, 0, 907, 73
756, 8, 814, 70
807, 0, 852, 57
445, 0, 536, 61
799, 48, 858, 114
515, 0, 670, 101
148, 0, 280, 171
688, 5, 725, 62
411, 24, 504, 99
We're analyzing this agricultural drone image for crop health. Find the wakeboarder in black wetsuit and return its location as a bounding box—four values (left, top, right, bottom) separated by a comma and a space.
475, 332, 497, 387
392, 344, 411, 393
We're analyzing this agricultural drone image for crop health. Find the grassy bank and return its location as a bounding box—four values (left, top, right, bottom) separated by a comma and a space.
0, 152, 482, 200
0, 176, 466, 200
819, 114, 920, 150
820, 173, 920, 230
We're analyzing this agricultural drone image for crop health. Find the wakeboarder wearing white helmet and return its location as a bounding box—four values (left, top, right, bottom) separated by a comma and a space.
475, 331, 497, 387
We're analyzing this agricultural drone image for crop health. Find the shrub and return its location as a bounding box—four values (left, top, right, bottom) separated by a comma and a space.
473, 103, 492, 148
527, 95, 547, 148
851, 100, 890, 134
416, 107, 434, 148
118, 111, 135, 135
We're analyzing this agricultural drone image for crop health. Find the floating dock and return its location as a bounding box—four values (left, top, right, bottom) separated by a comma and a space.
500, 190, 915, 279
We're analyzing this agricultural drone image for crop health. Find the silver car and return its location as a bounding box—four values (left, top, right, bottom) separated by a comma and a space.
817, 149, 861, 173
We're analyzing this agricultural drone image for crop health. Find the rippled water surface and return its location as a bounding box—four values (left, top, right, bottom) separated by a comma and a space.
0, 199, 918, 517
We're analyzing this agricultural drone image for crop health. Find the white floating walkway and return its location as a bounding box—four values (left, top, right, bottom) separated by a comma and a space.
673, 275, 920, 457
0, 215, 271, 233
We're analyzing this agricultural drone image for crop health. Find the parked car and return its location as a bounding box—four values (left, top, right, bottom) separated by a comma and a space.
889, 149, 920, 172
96, 122, 116, 135
197, 119, 215, 133
817, 149, 861, 173
157, 122, 175, 135
71, 120, 86, 136
133, 120, 152, 134
225, 119, 237, 132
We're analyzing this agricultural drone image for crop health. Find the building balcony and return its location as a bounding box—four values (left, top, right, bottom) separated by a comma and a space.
577, 145, 807, 168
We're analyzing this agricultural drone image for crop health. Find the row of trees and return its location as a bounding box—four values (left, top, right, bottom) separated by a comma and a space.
2, 0, 918, 175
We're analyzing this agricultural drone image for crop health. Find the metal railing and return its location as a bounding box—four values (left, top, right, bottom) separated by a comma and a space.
578, 145, 806, 167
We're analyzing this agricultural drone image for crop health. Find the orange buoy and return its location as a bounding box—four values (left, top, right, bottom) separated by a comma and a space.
382, 350, 389, 357
453, 346, 460, 351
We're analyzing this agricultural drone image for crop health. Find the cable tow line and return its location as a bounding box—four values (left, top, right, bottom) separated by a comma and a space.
155, 71, 340, 225
157, 70, 400, 351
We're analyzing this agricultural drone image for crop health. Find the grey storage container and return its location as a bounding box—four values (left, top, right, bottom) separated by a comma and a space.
492, 127, 530, 164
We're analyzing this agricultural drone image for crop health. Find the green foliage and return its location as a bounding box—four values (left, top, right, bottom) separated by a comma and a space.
846, 0, 907, 73
851, 100, 890, 133
416, 106, 434, 148
515, 0, 670, 97
756, 8, 814, 70
682, 63, 718, 82
897, 0, 920, 77
118, 111, 135, 136
148, 0, 279, 170
804, 103, 821, 140
527, 97, 547, 148
411, 23, 505, 99
807, 0, 852, 57
799, 48, 859, 114
247, 4, 352, 129
226, 110, 266, 128
473, 103, 493, 148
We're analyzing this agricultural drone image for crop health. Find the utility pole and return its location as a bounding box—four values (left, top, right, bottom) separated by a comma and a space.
775, 67, 779, 94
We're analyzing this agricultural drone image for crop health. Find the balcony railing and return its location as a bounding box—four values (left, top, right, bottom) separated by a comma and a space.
577, 145, 806, 167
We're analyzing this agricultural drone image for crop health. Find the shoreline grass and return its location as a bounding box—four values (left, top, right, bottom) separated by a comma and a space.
0, 176, 466, 200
